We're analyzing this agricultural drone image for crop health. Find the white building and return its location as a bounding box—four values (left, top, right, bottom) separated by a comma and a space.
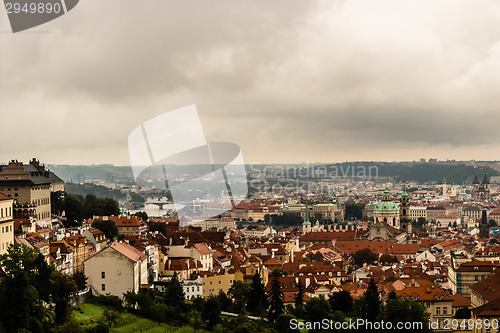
181, 276, 203, 300
84, 241, 148, 298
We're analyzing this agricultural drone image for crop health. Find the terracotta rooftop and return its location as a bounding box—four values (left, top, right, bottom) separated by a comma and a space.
111, 241, 147, 262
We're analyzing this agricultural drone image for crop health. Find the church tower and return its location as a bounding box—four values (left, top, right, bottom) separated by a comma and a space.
399, 184, 412, 240
302, 203, 311, 234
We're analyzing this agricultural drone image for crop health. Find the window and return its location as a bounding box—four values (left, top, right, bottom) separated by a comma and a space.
443, 307, 447, 315
475, 275, 479, 281
426, 302, 430, 308
219, 281, 221, 284
101, 272, 105, 279
436, 307, 440, 315
101, 284, 105, 291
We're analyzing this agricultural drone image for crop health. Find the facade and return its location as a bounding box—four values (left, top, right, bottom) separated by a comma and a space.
0, 193, 14, 255
197, 272, 237, 298
0, 159, 63, 223
181, 276, 203, 299
448, 260, 498, 298
410, 206, 427, 221
84, 241, 148, 298
373, 189, 400, 228
472, 174, 490, 201
397, 283, 453, 332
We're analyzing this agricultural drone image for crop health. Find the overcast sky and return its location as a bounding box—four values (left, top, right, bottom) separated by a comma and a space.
1, 0, 500, 165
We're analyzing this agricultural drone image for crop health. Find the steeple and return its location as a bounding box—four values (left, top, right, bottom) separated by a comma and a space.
483, 172, 489, 185
303, 203, 311, 225
382, 187, 391, 201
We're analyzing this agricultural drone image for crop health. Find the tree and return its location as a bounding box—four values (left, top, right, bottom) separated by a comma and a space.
295, 280, 304, 307
72, 271, 88, 290
352, 248, 377, 267
134, 211, 149, 221
51, 191, 65, 216
148, 221, 166, 235
329, 290, 353, 314
0, 244, 56, 332
379, 254, 397, 264
165, 272, 185, 307
51, 272, 77, 324
454, 307, 471, 319
269, 268, 287, 278
228, 280, 251, 312
362, 277, 381, 322
387, 290, 397, 300
202, 296, 221, 329
382, 298, 431, 332
247, 273, 267, 315
267, 276, 285, 322
64, 193, 84, 226
275, 314, 300, 333
304, 297, 331, 323
92, 218, 118, 240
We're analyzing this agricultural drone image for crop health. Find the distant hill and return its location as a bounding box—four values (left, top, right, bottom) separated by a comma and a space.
50, 161, 500, 186
65, 183, 125, 200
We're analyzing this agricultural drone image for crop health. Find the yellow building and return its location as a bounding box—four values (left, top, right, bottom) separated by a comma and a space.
0, 159, 62, 223
397, 283, 453, 332
195, 272, 239, 298
0, 193, 14, 255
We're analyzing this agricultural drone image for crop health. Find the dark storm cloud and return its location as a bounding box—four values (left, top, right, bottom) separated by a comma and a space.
1, 0, 500, 164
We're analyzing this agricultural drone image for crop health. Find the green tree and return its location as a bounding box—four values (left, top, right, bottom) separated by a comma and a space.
247, 273, 267, 315
269, 268, 288, 277
148, 221, 166, 235
382, 298, 431, 332
92, 218, 119, 240
165, 272, 185, 307
72, 271, 88, 290
329, 290, 353, 314
100, 198, 120, 216
134, 211, 149, 221
228, 280, 250, 312
202, 296, 221, 329
362, 277, 381, 322
267, 276, 285, 322
64, 193, 84, 226
0, 244, 56, 332
304, 297, 331, 323
352, 248, 377, 267
275, 314, 300, 333
380, 254, 397, 264
51, 191, 65, 216
295, 280, 304, 307
51, 272, 78, 324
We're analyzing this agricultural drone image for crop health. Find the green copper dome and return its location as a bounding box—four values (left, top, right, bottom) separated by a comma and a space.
373, 201, 400, 211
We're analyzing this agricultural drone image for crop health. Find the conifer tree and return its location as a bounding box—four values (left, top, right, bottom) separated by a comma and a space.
268, 276, 285, 322
295, 280, 304, 307
247, 272, 267, 314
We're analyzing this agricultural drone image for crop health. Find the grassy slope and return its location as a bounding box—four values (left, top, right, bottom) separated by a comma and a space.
74, 303, 204, 333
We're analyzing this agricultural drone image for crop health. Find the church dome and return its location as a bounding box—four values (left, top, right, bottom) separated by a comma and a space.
373, 200, 399, 212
